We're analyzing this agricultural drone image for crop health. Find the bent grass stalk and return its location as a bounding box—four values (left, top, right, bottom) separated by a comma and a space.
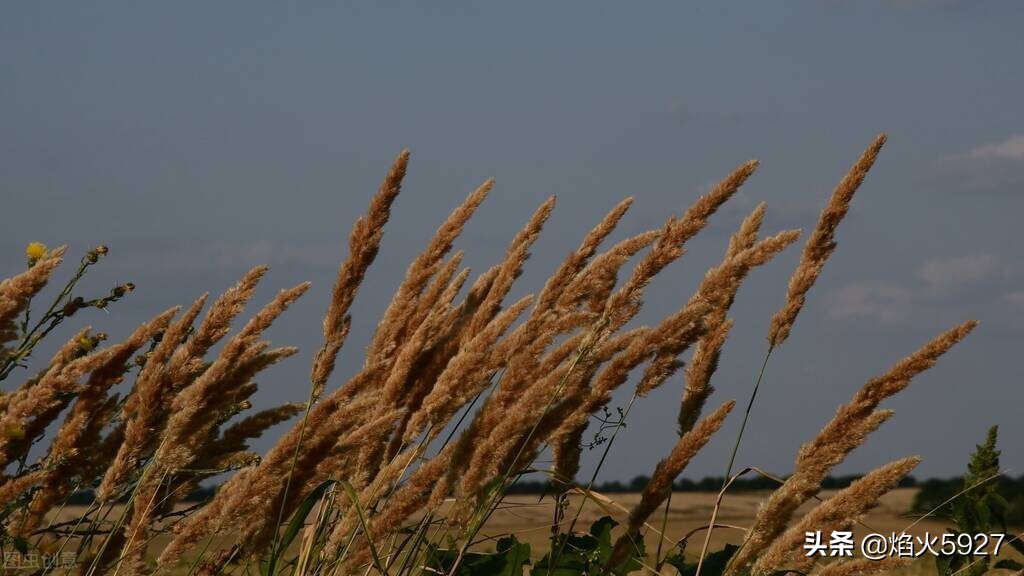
382, 386, 489, 573
42, 499, 100, 576
694, 345, 772, 576
90, 466, 170, 576
31, 479, 80, 548
112, 472, 169, 576
386, 388, 492, 576
654, 490, 672, 570
900, 471, 1002, 533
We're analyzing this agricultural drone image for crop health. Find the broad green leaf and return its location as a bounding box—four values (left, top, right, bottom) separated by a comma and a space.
426, 535, 531, 576
667, 543, 739, 576
532, 516, 644, 576
339, 480, 389, 576
264, 478, 336, 576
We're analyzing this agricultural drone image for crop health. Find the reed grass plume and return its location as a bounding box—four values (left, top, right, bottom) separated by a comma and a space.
609, 400, 735, 566
0, 141, 982, 576
0, 245, 67, 346
768, 134, 887, 347
677, 202, 765, 434
312, 149, 409, 397
726, 321, 976, 574
751, 456, 921, 576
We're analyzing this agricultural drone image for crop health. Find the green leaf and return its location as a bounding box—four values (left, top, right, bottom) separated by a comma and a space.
339, 480, 389, 576
532, 532, 598, 576
666, 544, 739, 576
426, 535, 531, 576
283, 480, 336, 556
994, 559, 1024, 571
606, 537, 645, 576
492, 536, 533, 576
532, 516, 646, 576
973, 500, 991, 528
264, 478, 336, 576
663, 552, 686, 575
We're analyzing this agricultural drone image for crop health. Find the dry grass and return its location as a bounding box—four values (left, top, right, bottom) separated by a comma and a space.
0, 136, 1005, 576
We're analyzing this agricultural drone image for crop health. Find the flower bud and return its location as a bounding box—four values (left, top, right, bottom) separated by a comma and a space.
63, 297, 85, 318
111, 283, 135, 298
87, 245, 109, 263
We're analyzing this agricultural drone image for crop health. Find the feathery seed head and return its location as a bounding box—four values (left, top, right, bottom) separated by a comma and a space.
768, 134, 887, 346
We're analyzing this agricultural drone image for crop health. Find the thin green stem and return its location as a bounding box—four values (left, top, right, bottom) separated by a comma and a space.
547, 392, 638, 576
111, 469, 171, 576
447, 348, 591, 576
42, 499, 100, 576
267, 384, 318, 574
654, 490, 673, 571
694, 345, 772, 576
723, 347, 773, 483
0, 257, 92, 379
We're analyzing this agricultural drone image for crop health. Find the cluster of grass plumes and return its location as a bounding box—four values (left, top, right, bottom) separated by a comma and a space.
0, 135, 987, 576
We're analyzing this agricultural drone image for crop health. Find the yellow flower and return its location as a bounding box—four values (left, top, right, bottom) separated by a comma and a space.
25, 241, 47, 261
79, 335, 96, 352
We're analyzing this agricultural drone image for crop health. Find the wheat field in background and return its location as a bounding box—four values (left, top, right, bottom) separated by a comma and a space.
0, 134, 1016, 576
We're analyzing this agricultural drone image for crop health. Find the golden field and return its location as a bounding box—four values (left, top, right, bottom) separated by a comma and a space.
43, 488, 1014, 573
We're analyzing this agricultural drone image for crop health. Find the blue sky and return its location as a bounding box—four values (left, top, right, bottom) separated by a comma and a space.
2, 2, 1022, 480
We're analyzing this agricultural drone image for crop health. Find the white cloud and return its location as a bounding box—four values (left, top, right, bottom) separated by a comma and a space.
830, 254, 1011, 326
828, 281, 913, 325
965, 134, 1024, 161
915, 254, 1002, 297
935, 134, 1024, 192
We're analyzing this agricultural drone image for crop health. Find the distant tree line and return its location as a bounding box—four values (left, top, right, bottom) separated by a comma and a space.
502, 473, 919, 495
65, 473, 1024, 526
64, 474, 912, 505
68, 473, 917, 504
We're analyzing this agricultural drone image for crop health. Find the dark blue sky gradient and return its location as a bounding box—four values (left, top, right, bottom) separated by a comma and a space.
2, 2, 1022, 480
